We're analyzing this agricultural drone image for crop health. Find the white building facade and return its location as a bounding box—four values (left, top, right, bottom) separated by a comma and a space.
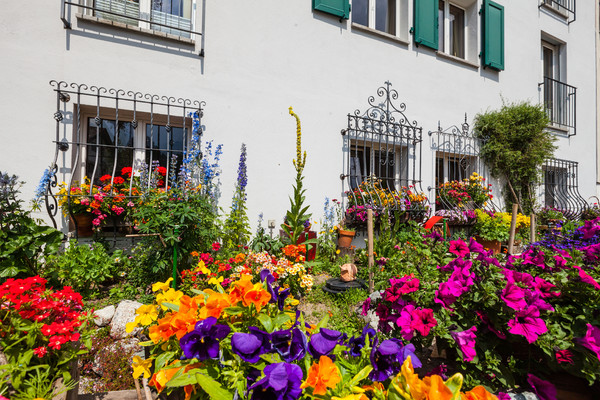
0, 0, 597, 235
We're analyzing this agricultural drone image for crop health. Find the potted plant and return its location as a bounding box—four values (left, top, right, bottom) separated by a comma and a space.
333, 199, 355, 248
56, 178, 100, 236
472, 209, 510, 253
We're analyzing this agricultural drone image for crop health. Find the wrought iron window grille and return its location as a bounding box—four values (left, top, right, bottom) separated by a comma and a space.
60, 0, 202, 43
539, 0, 576, 24
541, 158, 587, 219
538, 76, 577, 136
428, 116, 498, 213
44, 80, 205, 239
341, 81, 428, 226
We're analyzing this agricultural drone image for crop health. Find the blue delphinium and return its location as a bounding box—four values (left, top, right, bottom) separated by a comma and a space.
33, 167, 55, 208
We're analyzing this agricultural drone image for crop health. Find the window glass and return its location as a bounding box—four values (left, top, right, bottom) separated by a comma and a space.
353, 0, 369, 26
86, 118, 134, 183
449, 4, 464, 58
375, 0, 396, 35
145, 125, 185, 175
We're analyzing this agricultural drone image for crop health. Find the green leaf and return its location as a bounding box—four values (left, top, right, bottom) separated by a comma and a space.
347, 365, 373, 387
223, 306, 244, 316
195, 372, 233, 400
167, 368, 201, 387
162, 302, 180, 312
257, 313, 274, 333
272, 313, 292, 329
155, 351, 177, 371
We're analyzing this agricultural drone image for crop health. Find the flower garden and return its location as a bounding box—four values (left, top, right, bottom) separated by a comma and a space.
1, 108, 600, 400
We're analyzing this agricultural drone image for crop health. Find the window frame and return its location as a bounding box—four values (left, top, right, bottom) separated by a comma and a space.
438, 0, 467, 59
352, 0, 409, 43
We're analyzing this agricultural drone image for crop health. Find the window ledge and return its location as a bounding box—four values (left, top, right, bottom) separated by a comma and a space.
539, 3, 570, 20
435, 51, 479, 70
351, 22, 409, 46
547, 123, 571, 135
76, 13, 196, 45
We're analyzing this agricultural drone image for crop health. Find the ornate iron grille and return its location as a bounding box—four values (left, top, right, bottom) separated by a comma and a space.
541, 158, 587, 219
342, 81, 427, 225
539, 77, 576, 136
540, 0, 576, 24
429, 116, 497, 212
43, 80, 204, 236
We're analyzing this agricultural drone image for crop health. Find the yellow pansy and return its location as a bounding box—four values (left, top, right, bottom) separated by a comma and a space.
208, 276, 224, 285
156, 288, 184, 310
132, 356, 153, 379
196, 261, 211, 274
135, 304, 159, 326
152, 278, 173, 292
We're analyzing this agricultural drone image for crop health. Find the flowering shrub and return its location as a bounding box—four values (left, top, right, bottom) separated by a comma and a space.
436, 172, 493, 209
128, 274, 498, 399
0, 276, 91, 397
364, 234, 600, 392
473, 209, 530, 242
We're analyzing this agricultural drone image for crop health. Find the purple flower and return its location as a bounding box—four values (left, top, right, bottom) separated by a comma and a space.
468, 237, 485, 253
231, 327, 272, 363
573, 266, 600, 290
575, 323, 600, 362
501, 282, 528, 310
249, 362, 303, 400
348, 325, 376, 357
449, 240, 470, 258
527, 374, 557, 400
180, 317, 231, 360
507, 306, 547, 343
271, 327, 307, 362
369, 339, 421, 381
308, 328, 345, 358
450, 326, 477, 362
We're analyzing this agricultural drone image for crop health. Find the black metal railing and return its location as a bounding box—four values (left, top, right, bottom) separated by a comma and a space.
44, 80, 205, 238
539, 76, 576, 136
540, 0, 575, 23
341, 81, 428, 226
60, 0, 201, 39
428, 115, 498, 213
541, 158, 587, 219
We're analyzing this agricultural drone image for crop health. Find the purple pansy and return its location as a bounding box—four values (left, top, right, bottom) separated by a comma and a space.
347, 325, 376, 357
308, 328, 345, 358
231, 327, 272, 363
179, 317, 231, 361
271, 327, 307, 362
369, 339, 421, 382
249, 362, 303, 400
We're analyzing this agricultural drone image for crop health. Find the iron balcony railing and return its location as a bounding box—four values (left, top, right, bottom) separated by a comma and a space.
539, 76, 576, 136
541, 158, 587, 220
60, 0, 201, 39
540, 0, 576, 23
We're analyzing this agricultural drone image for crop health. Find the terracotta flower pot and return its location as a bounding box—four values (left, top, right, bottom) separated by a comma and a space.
71, 214, 94, 237
337, 229, 356, 248
474, 236, 501, 254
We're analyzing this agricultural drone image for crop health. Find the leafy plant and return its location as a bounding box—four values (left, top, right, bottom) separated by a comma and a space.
282, 107, 312, 244
222, 143, 251, 251
0, 172, 62, 278
474, 101, 556, 214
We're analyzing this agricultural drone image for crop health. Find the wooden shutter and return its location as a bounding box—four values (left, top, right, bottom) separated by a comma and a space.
313, 0, 350, 19
413, 0, 439, 50
482, 0, 504, 70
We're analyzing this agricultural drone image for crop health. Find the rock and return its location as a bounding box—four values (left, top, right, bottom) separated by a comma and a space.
110, 300, 142, 339
93, 305, 116, 327
509, 393, 539, 400
340, 263, 357, 282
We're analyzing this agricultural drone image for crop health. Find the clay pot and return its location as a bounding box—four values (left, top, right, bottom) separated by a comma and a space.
71, 214, 94, 237
337, 229, 355, 248
474, 236, 501, 254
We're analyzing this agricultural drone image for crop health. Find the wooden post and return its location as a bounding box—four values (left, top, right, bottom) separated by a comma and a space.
530, 213, 536, 243
507, 203, 519, 255
367, 209, 374, 293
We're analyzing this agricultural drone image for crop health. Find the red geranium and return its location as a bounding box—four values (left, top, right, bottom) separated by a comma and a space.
99, 175, 112, 182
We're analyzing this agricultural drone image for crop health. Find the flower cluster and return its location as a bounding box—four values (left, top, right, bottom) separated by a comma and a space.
473, 209, 530, 242
436, 172, 493, 209
435, 208, 477, 225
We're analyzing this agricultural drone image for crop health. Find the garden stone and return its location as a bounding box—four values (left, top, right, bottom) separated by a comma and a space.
340, 263, 357, 281
93, 305, 115, 327
509, 393, 539, 400
110, 300, 142, 339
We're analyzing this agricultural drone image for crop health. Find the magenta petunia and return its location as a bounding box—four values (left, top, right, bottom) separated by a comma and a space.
527, 374, 557, 400
501, 282, 528, 310
533, 277, 560, 298
450, 326, 477, 362
411, 308, 437, 337
575, 323, 600, 362
476, 311, 506, 339
507, 306, 548, 343
573, 266, 600, 290
449, 240, 470, 258
555, 349, 573, 364
396, 304, 416, 340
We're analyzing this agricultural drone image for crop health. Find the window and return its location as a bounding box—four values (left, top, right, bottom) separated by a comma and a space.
540, 38, 576, 133
540, 0, 575, 23
352, 0, 409, 41
540, 159, 587, 217
349, 145, 406, 190
85, 0, 196, 38
438, 1, 465, 58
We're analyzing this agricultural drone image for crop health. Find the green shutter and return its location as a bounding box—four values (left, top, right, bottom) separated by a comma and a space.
312, 0, 350, 19
413, 0, 438, 50
482, 0, 504, 70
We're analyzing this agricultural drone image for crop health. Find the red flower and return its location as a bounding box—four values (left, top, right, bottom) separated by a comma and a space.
48, 335, 68, 350
212, 242, 221, 252
555, 349, 573, 364
33, 346, 47, 358
113, 176, 125, 185
156, 166, 167, 176
121, 166, 133, 178
99, 175, 112, 182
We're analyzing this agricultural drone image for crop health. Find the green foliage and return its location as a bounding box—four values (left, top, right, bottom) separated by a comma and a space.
44, 240, 121, 296
222, 144, 251, 251
249, 214, 284, 254
0, 172, 62, 278
474, 101, 556, 214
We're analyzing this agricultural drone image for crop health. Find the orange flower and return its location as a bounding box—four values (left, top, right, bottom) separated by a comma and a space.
149, 365, 182, 392
243, 284, 271, 312
461, 386, 498, 400
190, 251, 199, 257
148, 314, 175, 344
301, 356, 341, 395
420, 375, 453, 400
229, 275, 254, 305
178, 294, 204, 314
234, 253, 246, 263
198, 289, 231, 319
170, 310, 199, 339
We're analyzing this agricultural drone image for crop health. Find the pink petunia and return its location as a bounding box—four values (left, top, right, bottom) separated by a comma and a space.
501, 282, 528, 310
411, 308, 437, 337
450, 326, 477, 362
396, 304, 416, 340
507, 306, 548, 343
555, 349, 573, 364
527, 374, 557, 400
449, 240, 470, 258
573, 266, 600, 290
576, 323, 600, 362
476, 311, 506, 339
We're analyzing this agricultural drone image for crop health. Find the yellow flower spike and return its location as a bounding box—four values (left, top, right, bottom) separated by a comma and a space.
132, 356, 153, 379
152, 278, 173, 292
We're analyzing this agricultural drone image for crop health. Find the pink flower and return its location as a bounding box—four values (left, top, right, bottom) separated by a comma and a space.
80, 198, 90, 206
361, 297, 371, 316
92, 218, 101, 226
507, 306, 548, 343
212, 242, 221, 252
449, 240, 470, 258
555, 349, 573, 364
573, 266, 600, 290
497, 392, 511, 400
527, 374, 557, 400
127, 201, 135, 207
476, 311, 506, 339
396, 304, 416, 340
576, 323, 600, 362
501, 282, 528, 310
411, 308, 437, 337
450, 326, 477, 362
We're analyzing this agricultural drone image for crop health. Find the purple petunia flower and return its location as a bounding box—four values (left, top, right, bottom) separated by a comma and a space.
179, 317, 231, 361
271, 327, 307, 362
249, 362, 303, 400
507, 306, 547, 343
450, 326, 477, 362
575, 323, 600, 362
308, 328, 345, 358
527, 374, 557, 400
468, 237, 485, 253
369, 339, 421, 381
231, 327, 272, 363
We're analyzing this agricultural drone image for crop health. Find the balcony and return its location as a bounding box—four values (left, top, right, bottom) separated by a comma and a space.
539, 76, 576, 136
61, 0, 200, 40
540, 0, 575, 23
